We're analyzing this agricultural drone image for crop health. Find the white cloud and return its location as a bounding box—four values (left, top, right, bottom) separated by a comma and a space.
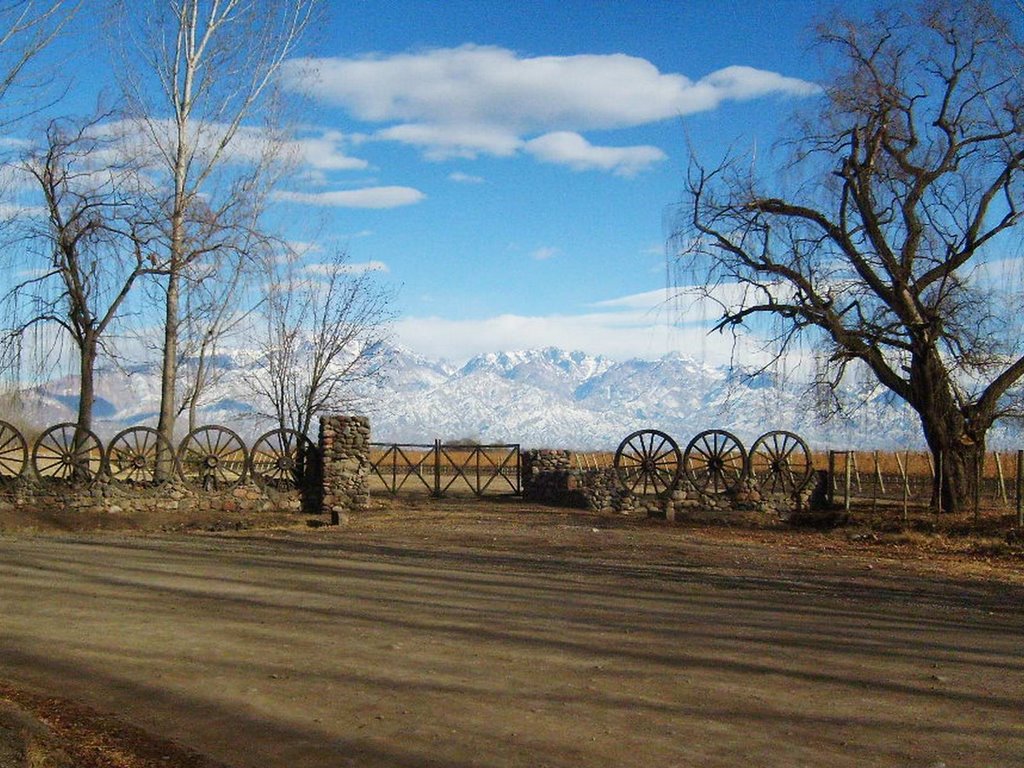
0, 203, 46, 219
88, 119, 367, 177
376, 122, 522, 159
394, 285, 777, 365
271, 186, 425, 208
530, 246, 559, 261
291, 129, 368, 170
524, 132, 666, 176
699, 65, 821, 101
447, 171, 485, 184
283, 45, 820, 170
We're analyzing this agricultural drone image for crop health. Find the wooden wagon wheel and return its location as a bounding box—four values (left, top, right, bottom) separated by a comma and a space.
613, 429, 682, 498
105, 426, 177, 484
683, 429, 747, 494
249, 429, 318, 489
32, 422, 103, 482
177, 426, 248, 490
748, 430, 813, 494
0, 420, 27, 479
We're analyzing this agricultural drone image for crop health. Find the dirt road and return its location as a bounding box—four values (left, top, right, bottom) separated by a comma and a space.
2, 503, 1023, 767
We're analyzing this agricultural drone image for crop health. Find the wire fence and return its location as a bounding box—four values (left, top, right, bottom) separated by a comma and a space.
824, 449, 1024, 527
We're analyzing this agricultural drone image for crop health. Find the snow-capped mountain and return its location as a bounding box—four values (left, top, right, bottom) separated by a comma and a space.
5, 345, 1016, 450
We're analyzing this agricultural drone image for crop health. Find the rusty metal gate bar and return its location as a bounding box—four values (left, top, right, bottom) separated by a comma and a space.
370, 442, 520, 497
369, 443, 437, 494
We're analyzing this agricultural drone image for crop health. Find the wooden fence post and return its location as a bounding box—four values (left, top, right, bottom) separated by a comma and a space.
828, 450, 836, 507
1016, 450, 1023, 528
433, 438, 442, 497
974, 451, 983, 526
870, 450, 880, 516
994, 452, 1008, 507
844, 451, 852, 516
895, 451, 909, 525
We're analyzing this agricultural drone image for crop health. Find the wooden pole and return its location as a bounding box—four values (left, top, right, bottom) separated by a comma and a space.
994, 452, 1008, 507
895, 451, 909, 525
851, 451, 863, 493
828, 450, 836, 507
433, 438, 442, 497
844, 451, 852, 516
974, 450, 983, 527
1016, 450, 1023, 528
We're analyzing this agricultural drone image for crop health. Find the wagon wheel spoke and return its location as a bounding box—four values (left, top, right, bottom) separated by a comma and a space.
684, 430, 747, 495
0, 421, 27, 479
33, 422, 101, 483
177, 426, 248, 490
749, 431, 813, 494
106, 427, 173, 485
249, 429, 315, 489
614, 430, 681, 499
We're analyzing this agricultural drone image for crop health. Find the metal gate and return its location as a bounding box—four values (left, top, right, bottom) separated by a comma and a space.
369, 441, 521, 497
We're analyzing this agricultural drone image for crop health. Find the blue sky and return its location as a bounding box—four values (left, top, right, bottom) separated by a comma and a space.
8, 0, 883, 366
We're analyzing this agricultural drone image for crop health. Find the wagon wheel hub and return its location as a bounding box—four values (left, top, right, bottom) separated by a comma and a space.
204, 455, 219, 469
276, 456, 295, 471
59, 454, 73, 466
132, 454, 147, 469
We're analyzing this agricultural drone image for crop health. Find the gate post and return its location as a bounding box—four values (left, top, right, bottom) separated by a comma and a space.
433, 438, 442, 497
319, 415, 370, 523
827, 450, 836, 507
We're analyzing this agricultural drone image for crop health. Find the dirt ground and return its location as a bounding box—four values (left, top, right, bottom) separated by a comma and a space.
1, 496, 1023, 767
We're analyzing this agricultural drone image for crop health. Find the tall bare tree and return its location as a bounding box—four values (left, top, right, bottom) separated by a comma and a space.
674, 1, 1024, 512
249, 248, 392, 437
175, 248, 257, 432
0, 1, 80, 124
113, 0, 319, 446
1, 115, 155, 436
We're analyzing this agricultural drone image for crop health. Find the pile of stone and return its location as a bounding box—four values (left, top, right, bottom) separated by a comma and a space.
521, 449, 575, 503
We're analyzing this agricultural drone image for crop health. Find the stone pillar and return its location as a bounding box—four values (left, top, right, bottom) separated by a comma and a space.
522, 449, 572, 502
319, 415, 371, 524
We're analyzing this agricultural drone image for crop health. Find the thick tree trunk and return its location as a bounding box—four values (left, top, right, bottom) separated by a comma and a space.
909, 348, 987, 514
935, 439, 984, 515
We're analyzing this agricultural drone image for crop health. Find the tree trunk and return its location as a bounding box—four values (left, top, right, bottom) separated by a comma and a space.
917, 402, 984, 514
73, 334, 98, 482
935, 438, 984, 516
156, 269, 179, 480
75, 336, 95, 437
908, 346, 987, 514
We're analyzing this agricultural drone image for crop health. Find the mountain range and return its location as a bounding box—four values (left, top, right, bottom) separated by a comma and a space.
7, 346, 1019, 451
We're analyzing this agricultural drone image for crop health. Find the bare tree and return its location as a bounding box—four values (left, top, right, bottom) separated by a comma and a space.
1, 115, 154, 437
249, 248, 393, 437
112, 0, 319, 447
673, 1, 1024, 512
175, 249, 258, 432
0, 1, 80, 124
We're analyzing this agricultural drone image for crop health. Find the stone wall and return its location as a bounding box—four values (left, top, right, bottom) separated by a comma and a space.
522, 453, 810, 521
319, 415, 371, 523
0, 476, 308, 528
0, 414, 377, 526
